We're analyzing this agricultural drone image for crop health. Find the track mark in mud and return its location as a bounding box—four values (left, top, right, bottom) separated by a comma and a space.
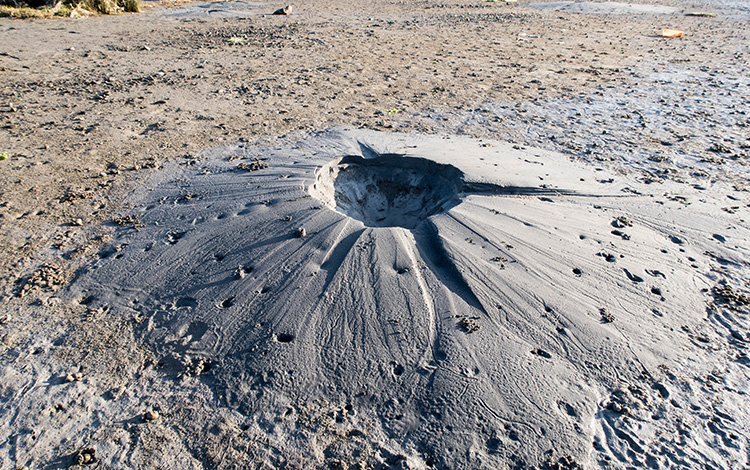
167, 231, 187, 245
623, 268, 644, 283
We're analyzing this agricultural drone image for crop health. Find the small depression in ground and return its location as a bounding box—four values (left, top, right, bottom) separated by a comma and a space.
309, 155, 464, 229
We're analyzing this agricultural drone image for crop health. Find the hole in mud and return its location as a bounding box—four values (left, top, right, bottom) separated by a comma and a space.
276, 333, 294, 343
531, 348, 552, 359
309, 155, 464, 229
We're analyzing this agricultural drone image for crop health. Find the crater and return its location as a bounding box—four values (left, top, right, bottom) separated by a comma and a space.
309, 155, 464, 229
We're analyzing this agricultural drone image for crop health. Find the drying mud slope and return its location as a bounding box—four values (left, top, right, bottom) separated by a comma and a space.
1, 0, 749, 469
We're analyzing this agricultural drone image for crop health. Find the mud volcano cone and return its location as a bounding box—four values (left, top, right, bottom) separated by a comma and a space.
68, 129, 747, 468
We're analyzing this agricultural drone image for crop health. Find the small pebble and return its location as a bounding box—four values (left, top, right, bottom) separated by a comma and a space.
273, 5, 293, 15
76, 447, 96, 465
66, 372, 83, 382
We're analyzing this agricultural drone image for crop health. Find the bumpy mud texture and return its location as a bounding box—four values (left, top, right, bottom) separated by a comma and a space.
63, 130, 750, 469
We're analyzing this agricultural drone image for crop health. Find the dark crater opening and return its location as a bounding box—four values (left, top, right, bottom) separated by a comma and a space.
276, 333, 294, 343
309, 155, 464, 229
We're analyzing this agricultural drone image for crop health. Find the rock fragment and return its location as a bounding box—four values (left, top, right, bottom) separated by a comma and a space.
273, 5, 292, 15
143, 409, 160, 421
237, 159, 269, 172
76, 447, 96, 465
66, 371, 83, 382
460, 317, 479, 333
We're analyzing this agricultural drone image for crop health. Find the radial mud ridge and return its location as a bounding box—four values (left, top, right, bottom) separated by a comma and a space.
309, 154, 463, 229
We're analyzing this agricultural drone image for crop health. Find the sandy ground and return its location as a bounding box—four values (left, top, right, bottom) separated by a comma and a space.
1, 0, 749, 468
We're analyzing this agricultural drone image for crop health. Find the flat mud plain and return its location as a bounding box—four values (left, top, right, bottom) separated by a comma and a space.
1, 0, 749, 469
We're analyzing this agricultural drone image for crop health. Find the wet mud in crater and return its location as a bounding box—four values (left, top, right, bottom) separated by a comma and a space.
309, 155, 464, 229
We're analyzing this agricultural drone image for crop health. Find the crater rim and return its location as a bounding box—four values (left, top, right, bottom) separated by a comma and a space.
308, 154, 465, 229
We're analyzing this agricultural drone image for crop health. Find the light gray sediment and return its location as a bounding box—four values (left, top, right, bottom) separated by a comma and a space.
62, 129, 750, 469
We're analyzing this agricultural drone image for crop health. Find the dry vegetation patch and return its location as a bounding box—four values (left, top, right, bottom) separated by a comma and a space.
0, 0, 140, 18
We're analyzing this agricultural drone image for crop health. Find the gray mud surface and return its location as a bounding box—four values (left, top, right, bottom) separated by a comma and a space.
65, 129, 750, 468
162, 1, 270, 18
1, 0, 749, 468
527, 2, 677, 15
